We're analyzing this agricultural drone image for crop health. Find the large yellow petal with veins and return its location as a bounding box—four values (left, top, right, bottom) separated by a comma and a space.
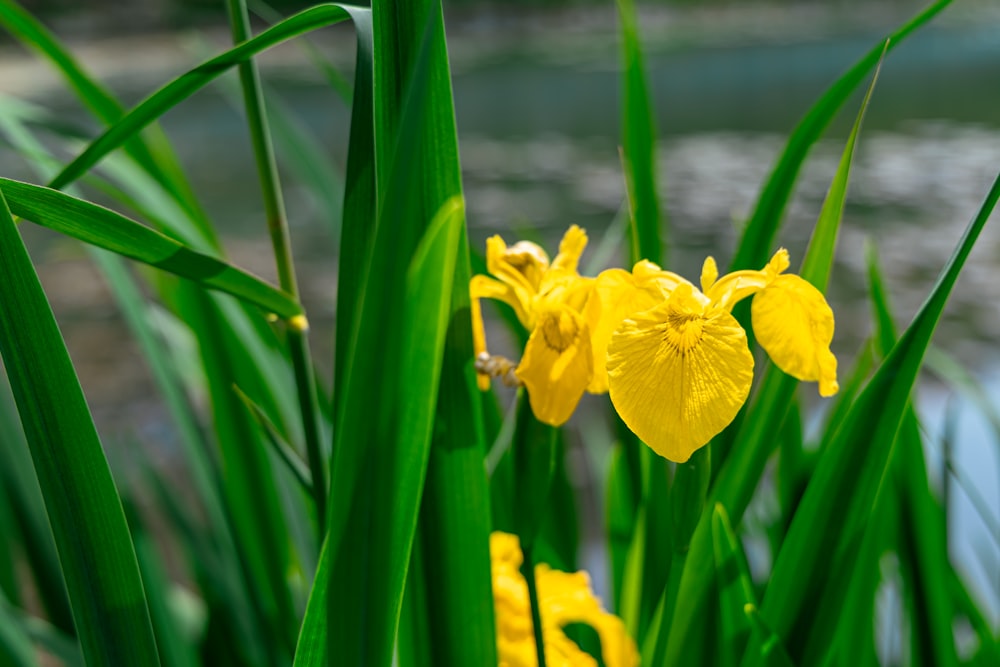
751, 273, 839, 396
584, 268, 671, 393
608, 285, 754, 462
516, 306, 593, 426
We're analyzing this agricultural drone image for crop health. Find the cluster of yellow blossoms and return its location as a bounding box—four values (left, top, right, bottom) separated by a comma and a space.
471, 226, 839, 462
491, 531, 639, 667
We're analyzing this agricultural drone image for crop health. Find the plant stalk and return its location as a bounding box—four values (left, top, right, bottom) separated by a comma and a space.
226, 0, 327, 531
521, 543, 548, 667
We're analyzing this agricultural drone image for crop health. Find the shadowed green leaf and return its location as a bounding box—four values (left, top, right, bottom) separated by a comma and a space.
0, 385, 73, 635
176, 286, 298, 662
712, 504, 757, 667
743, 606, 794, 667
0, 188, 159, 665
295, 190, 467, 666
234, 384, 314, 497
713, 505, 757, 667
0, 590, 36, 667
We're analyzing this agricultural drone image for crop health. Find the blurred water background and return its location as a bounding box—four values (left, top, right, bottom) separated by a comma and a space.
2, 0, 998, 631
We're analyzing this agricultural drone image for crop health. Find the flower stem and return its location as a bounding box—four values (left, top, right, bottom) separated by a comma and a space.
510, 389, 558, 667
226, 0, 327, 531
521, 543, 548, 667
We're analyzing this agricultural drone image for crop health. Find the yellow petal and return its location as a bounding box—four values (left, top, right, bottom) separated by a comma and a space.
704, 249, 790, 309
584, 268, 668, 394
516, 307, 593, 426
490, 531, 639, 667
751, 273, 839, 396
630, 259, 688, 295
505, 240, 551, 291
487, 235, 542, 318
549, 225, 588, 275
536, 565, 639, 667
471, 273, 533, 329
469, 286, 491, 391
700, 256, 719, 293
608, 284, 754, 462
537, 273, 594, 315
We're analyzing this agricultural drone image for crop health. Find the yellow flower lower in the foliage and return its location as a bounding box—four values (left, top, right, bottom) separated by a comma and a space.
471, 226, 596, 426
490, 532, 639, 667
605, 249, 839, 462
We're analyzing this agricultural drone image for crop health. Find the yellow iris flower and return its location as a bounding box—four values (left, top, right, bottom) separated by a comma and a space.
471, 226, 596, 426
491, 531, 639, 667
603, 248, 839, 462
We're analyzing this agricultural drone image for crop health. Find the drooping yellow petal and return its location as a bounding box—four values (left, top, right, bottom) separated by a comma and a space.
471, 274, 533, 329
490, 532, 639, 667
516, 306, 593, 426
751, 273, 839, 396
608, 284, 754, 462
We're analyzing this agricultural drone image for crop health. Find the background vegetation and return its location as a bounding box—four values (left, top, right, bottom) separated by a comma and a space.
0, 0, 997, 665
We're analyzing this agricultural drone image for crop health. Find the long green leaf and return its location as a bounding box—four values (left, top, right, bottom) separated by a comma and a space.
859, 246, 956, 666
0, 0, 214, 238
755, 170, 1000, 661
616, 0, 663, 265
332, 5, 375, 406
0, 188, 159, 664
0, 91, 275, 664
0, 590, 36, 667
392, 5, 497, 660
0, 385, 73, 635
655, 36, 885, 664
0, 178, 301, 319
613, 2, 673, 650
295, 186, 466, 667
296, 0, 495, 662
47, 3, 358, 191
175, 286, 297, 662
226, 0, 328, 533
404, 222, 498, 664
729, 0, 952, 272
712, 505, 757, 667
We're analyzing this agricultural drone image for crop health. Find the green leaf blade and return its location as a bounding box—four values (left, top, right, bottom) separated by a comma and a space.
617, 0, 663, 266
0, 188, 160, 665
47, 4, 359, 191
1, 178, 301, 319
730, 0, 952, 272
758, 170, 1000, 660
